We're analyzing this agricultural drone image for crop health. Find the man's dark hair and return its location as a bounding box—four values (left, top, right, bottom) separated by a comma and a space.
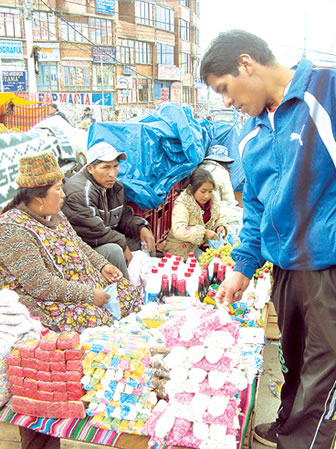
50, 103, 57, 109
84, 107, 91, 112
200, 29, 276, 85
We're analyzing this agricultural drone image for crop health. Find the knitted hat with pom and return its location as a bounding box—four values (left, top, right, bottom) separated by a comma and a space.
16, 151, 64, 188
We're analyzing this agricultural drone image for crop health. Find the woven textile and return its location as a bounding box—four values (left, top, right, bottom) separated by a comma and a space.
0, 381, 255, 448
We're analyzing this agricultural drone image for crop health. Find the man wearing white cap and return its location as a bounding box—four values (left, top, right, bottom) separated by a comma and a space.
62, 141, 155, 278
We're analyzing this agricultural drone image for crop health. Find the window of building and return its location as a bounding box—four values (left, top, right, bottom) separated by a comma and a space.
33, 12, 56, 40
138, 78, 152, 103
92, 64, 114, 90
181, 52, 191, 73
156, 5, 174, 32
89, 18, 112, 45
0, 7, 22, 38
195, 28, 200, 46
154, 80, 171, 100
179, 18, 190, 41
179, 0, 189, 7
63, 64, 89, 87
118, 77, 137, 104
135, 0, 154, 26
36, 63, 58, 91
183, 86, 192, 104
156, 43, 174, 65
135, 41, 152, 64
60, 20, 88, 43
117, 39, 135, 65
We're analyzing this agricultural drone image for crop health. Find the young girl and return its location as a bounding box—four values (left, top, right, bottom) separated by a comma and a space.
162, 168, 228, 260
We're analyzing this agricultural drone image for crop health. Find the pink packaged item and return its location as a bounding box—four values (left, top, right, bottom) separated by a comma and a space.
57, 332, 80, 350
39, 332, 58, 351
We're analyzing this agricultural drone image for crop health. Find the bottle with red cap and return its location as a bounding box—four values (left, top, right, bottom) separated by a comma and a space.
157, 274, 170, 304
177, 279, 187, 296
144, 267, 161, 304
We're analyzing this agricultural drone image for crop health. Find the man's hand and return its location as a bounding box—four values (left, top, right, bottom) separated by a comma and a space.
140, 227, 155, 251
101, 264, 123, 283
124, 245, 133, 266
215, 271, 250, 309
205, 229, 219, 240
93, 288, 110, 307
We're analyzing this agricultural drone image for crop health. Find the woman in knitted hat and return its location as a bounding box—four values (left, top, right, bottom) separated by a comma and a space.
0, 151, 142, 332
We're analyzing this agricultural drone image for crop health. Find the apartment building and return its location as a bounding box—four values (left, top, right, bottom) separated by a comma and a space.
0, 0, 201, 111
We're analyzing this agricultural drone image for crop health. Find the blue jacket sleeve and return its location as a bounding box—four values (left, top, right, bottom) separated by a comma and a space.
231, 179, 266, 279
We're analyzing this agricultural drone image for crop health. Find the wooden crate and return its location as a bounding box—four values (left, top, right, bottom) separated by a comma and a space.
265, 302, 279, 340
0, 421, 36, 449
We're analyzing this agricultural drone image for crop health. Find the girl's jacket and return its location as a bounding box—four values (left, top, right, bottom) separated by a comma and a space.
232, 58, 336, 278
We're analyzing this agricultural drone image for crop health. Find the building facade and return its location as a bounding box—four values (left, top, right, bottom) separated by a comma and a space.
0, 0, 201, 113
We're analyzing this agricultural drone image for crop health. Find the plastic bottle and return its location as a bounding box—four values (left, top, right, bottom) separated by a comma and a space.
184, 271, 195, 297
218, 266, 225, 284
263, 269, 272, 299
157, 274, 170, 304
186, 252, 195, 264
208, 253, 221, 278
210, 261, 220, 285
144, 268, 161, 304
177, 279, 187, 296
254, 274, 268, 309
197, 275, 206, 302
170, 273, 178, 296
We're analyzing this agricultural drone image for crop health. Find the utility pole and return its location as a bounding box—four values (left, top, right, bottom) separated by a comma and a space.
23, 0, 37, 93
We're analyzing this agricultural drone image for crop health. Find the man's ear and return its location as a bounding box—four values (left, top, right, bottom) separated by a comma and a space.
87, 164, 93, 174
238, 54, 254, 75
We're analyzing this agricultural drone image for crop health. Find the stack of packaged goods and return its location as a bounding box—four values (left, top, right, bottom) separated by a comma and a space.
143, 307, 248, 449
7, 331, 85, 418
80, 326, 157, 433
0, 289, 43, 407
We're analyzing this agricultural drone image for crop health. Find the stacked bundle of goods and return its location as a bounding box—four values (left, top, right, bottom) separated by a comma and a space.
7, 331, 85, 418
80, 326, 157, 433
0, 289, 43, 407
143, 307, 247, 449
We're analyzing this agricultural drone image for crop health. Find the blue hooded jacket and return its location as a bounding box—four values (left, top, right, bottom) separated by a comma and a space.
232, 59, 336, 278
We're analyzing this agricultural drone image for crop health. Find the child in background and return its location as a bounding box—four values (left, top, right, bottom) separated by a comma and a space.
161, 168, 227, 260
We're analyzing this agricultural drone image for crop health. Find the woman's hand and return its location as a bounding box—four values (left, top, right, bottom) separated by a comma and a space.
205, 229, 219, 240
93, 288, 110, 307
101, 264, 123, 283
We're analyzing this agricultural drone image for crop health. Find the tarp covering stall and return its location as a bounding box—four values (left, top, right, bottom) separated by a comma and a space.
88, 102, 244, 210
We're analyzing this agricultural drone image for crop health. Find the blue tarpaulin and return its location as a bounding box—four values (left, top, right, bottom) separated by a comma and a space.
88, 102, 244, 210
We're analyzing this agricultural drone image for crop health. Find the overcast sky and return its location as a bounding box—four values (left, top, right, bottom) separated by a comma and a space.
199, 0, 336, 67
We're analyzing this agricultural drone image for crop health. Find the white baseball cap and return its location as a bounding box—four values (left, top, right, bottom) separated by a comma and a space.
86, 142, 127, 165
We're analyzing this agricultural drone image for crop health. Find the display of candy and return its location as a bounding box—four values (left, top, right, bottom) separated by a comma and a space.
7, 331, 85, 419
80, 326, 156, 434
143, 306, 247, 449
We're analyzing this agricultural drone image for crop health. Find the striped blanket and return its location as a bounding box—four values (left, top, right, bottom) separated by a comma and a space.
0, 381, 255, 448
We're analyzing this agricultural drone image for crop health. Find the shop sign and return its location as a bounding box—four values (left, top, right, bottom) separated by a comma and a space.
0, 40, 23, 59
158, 64, 181, 81
116, 76, 136, 89
95, 0, 115, 15
37, 43, 60, 62
2, 71, 26, 92
93, 46, 116, 64
37, 92, 114, 106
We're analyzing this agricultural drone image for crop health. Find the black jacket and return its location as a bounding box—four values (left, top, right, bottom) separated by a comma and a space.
62, 168, 149, 250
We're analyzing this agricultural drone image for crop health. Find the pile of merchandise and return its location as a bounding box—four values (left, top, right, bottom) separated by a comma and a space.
143, 306, 248, 449
7, 331, 85, 418
80, 325, 157, 433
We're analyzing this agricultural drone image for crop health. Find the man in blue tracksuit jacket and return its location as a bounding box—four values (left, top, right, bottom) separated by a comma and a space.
200, 30, 336, 449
